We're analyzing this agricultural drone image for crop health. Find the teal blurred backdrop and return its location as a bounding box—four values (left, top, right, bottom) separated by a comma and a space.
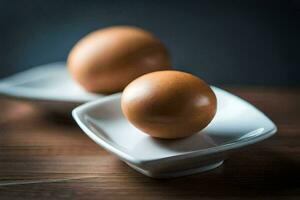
0, 0, 299, 85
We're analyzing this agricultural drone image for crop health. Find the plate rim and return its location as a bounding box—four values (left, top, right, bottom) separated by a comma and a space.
72, 87, 277, 166
0, 62, 102, 103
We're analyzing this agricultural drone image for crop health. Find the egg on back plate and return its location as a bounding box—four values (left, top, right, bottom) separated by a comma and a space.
67, 26, 171, 94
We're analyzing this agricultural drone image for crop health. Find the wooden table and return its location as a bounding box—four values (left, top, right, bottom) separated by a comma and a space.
0, 87, 299, 199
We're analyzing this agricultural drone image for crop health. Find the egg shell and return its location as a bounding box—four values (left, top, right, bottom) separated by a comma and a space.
67, 26, 171, 93
121, 70, 217, 139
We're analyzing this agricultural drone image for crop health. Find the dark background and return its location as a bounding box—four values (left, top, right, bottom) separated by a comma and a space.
0, 0, 299, 85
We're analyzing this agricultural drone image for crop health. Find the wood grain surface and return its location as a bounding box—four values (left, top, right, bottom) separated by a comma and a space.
0, 87, 299, 199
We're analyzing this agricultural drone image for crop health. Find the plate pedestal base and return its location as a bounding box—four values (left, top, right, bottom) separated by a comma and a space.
126, 160, 224, 179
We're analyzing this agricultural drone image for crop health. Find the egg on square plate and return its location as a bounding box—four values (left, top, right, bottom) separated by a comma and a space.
121, 70, 217, 139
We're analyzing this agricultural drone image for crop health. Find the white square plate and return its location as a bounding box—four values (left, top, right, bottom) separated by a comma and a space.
0, 62, 103, 112
72, 87, 277, 178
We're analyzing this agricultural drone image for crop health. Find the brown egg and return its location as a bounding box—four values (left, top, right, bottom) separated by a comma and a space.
67, 26, 171, 93
121, 70, 217, 139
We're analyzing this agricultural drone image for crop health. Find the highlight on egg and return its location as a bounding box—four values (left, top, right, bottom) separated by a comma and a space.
67, 25, 171, 94
121, 70, 217, 139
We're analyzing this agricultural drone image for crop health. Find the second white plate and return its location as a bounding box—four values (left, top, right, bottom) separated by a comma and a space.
0, 62, 103, 112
